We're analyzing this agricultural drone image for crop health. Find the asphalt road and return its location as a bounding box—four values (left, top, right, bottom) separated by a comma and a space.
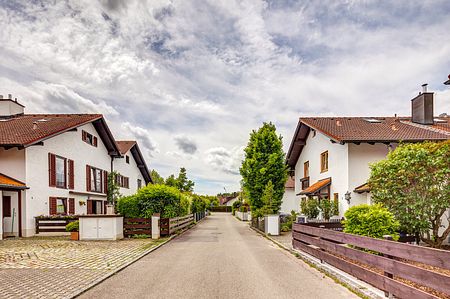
79, 213, 358, 299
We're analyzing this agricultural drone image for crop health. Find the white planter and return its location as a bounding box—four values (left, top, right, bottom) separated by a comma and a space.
79, 215, 123, 240
264, 214, 280, 236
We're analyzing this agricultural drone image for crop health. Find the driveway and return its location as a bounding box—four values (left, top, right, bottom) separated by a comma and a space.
80, 213, 358, 299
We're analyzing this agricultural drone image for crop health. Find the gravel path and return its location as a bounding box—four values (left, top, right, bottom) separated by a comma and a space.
79, 213, 358, 299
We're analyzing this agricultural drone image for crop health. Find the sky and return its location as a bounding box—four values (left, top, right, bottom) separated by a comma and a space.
0, 0, 449, 195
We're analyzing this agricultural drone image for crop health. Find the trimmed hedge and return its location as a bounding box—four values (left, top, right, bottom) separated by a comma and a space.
209, 206, 232, 212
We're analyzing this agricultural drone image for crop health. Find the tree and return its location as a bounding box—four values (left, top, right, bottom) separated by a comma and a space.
240, 122, 288, 215
107, 171, 120, 204
165, 174, 178, 187
176, 167, 194, 192
369, 141, 450, 248
260, 181, 281, 214
150, 169, 165, 185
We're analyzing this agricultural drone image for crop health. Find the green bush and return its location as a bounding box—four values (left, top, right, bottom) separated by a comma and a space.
300, 198, 320, 219
117, 195, 141, 218
65, 220, 79, 232
319, 198, 339, 220
343, 204, 399, 240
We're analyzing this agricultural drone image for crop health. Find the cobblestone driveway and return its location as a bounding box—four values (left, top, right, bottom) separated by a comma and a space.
0, 237, 163, 299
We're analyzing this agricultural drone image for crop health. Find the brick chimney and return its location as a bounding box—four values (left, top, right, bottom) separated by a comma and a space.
411, 84, 434, 125
0, 94, 25, 118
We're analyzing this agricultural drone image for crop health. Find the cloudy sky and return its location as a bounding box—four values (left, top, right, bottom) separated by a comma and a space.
1, 0, 449, 194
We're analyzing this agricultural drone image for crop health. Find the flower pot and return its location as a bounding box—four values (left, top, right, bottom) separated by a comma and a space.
70, 231, 79, 241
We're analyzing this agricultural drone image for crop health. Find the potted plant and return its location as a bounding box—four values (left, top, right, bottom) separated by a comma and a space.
66, 220, 79, 240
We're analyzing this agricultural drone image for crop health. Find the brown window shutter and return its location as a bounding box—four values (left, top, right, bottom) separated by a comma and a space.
49, 197, 57, 215
68, 198, 75, 214
68, 159, 74, 189
82, 130, 87, 142
103, 171, 108, 194
103, 201, 107, 214
86, 165, 91, 191
48, 153, 56, 187
87, 199, 93, 214
93, 136, 98, 147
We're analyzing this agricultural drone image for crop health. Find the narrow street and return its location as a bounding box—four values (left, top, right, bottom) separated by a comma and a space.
79, 213, 358, 299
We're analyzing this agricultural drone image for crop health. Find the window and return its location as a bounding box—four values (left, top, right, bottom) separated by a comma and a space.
320, 151, 329, 172
137, 179, 142, 190
82, 130, 98, 147
90, 167, 103, 192
304, 161, 309, 178
87, 199, 104, 214
55, 156, 66, 188
56, 198, 67, 214
115, 174, 130, 189
126, 155, 130, 164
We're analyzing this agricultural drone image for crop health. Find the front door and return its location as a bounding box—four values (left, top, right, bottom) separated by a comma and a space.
2, 196, 13, 237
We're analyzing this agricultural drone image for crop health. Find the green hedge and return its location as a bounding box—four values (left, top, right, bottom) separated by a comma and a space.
209, 206, 232, 212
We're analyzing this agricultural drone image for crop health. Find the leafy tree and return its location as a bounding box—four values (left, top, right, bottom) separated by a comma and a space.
165, 174, 178, 188
300, 198, 320, 219
319, 198, 339, 220
343, 204, 399, 240
176, 167, 194, 192
240, 122, 288, 214
369, 141, 450, 248
150, 169, 165, 185
260, 181, 281, 214
107, 171, 121, 204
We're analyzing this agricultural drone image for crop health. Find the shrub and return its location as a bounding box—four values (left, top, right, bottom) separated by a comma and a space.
319, 198, 339, 220
65, 220, 79, 232
300, 198, 320, 219
117, 195, 141, 218
343, 204, 399, 240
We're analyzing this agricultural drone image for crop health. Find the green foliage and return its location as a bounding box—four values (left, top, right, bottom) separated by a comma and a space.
343, 204, 399, 240
65, 220, 79, 232
132, 234, 150, 239
165, 174, 178, 187
117, 184, 190, 218
240, 122, 288, 214
319, 198, 339, 220
150, 169, 165, 185
107, 171, 121, 204
176, 167, 195, 192
300, 198, 320, 219
369, 141, 450, 248
259, 181, 281, 215
190, 194, 208, 213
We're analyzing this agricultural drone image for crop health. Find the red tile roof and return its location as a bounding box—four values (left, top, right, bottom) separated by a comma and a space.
116, 141, 137, 155
0, 114, 102, 146
285, 176, 295, 189
0, 173, 27, 189
300, 117, 450, 143
298, 178, 331, 195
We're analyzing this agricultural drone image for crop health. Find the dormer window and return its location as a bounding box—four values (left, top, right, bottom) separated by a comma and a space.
82, 130, 98, 147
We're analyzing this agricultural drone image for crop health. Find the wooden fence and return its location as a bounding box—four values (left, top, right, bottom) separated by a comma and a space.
123, 218, 152, 237
292, 223, 450, 298
35, 216, 79, 234
161, 214, 195, 236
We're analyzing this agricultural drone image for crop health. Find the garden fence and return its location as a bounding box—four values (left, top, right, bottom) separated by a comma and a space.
35, 216, 79, 234
123, 218, 152, 237
292, 223, 450, 298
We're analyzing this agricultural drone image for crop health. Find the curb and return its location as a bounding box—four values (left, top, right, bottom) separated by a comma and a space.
71, 218, 204, 299
249, 226, 384, 299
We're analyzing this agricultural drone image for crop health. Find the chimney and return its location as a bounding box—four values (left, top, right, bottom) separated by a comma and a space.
411, 84, 434, 125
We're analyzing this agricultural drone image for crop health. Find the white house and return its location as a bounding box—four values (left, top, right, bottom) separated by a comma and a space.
286, 87, 450, 218
0, 95, 152, 239
280, 176, 298, 214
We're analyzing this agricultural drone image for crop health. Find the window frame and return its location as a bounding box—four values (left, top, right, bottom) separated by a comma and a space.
320, 151, 329, 173
137, 179, 142, 190
126, 155, 130, 164
56, 198, 67, 215
55, 155, 67, 189
303, 161, 309, 178
90, 167, 103, 193
82, 130, 98, 147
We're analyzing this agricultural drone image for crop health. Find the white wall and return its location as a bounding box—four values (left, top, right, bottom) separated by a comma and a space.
0, 148, 26, 182
294, 131, 349, 217
0, 100, 24, 117
348, 143, 393, 207
23, 123, 112, 236
113, 150, 145, 197
280, 188, 299, 214
226, 197, 239, 207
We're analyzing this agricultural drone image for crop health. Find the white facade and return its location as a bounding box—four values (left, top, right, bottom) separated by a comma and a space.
294, 130, 392, 217
1, 121, 150, 237
113, 149, 146, 197
280, 188, 299, 214
0, 99, 24, 117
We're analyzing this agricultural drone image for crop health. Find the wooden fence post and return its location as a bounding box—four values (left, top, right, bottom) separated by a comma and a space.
383, 235, 394, 298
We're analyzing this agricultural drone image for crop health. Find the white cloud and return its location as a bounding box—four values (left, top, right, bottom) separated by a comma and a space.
121, 122, 159, 157
205, 147, 244, 175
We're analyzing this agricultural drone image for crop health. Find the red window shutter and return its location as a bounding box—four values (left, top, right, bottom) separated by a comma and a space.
68, 159, 74, 189
49, 197, 57, 215
103, 201, 107, 214
48, 153, 56, 187
86, 165, 91, 191
93, 136, 98, 147
68, 198, 75, 214
82, 130, 87, 142
87, 199, 93, 214
103, 171, 108, 194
